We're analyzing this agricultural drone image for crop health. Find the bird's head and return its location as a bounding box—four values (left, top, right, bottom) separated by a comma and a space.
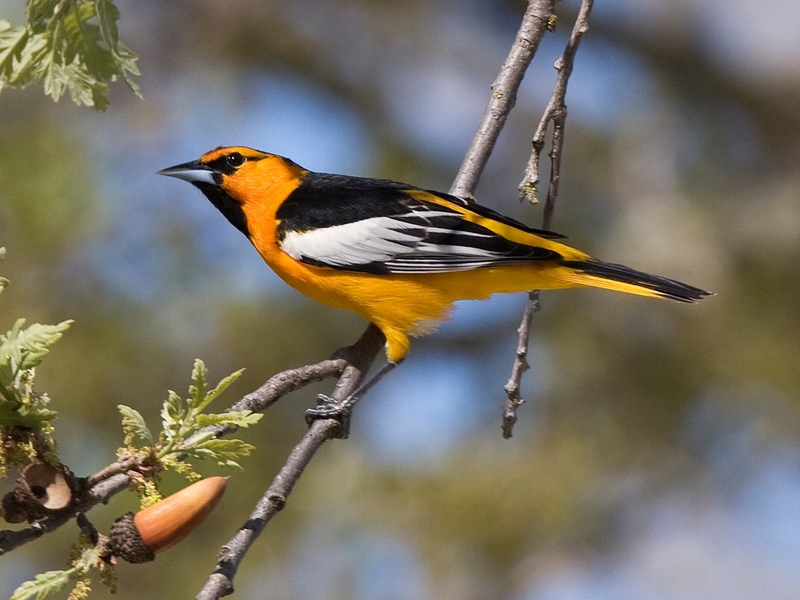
159, 146, 307, 237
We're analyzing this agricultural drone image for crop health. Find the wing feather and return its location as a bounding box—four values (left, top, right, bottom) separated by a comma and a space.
279, 194, 561, 274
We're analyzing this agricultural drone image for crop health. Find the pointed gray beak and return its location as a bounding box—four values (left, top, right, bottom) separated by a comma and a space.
157, 160, 218, 185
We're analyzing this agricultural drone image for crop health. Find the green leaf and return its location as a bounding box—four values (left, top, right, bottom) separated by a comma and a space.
26, 1, 60, 26
40, 23, 67, 100
94, 0, 140, 96
11, 568, 70, 600
0, 399, 57, 428
154, 362, 255, 471
160, 389, 184, 439
94, 0, 120, 45
193, 367, 244, 415
118, 404, 153, 445
188, 359, 209, 410
111, 39, 140, 92
0, 24, 31, 82
0, 319, 72, 379
12, 544, 102, 600
60, 3, 105, 72
1, 0, 140, 109
72, 544, 102, 575
194, 410, 262, 429
182, 438, 256, 470
64, 52, 109, 109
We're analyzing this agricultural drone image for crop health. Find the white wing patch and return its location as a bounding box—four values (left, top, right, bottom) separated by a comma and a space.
279, 208, 554, 273
281, 216, 423, 267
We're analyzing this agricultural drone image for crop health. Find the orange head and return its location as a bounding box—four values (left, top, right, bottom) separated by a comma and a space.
158, 146, 308, 238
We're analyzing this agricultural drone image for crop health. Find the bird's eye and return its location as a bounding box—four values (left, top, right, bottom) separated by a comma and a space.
225, 152, 245, 168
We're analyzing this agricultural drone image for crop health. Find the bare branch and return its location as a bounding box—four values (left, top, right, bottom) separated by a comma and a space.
196, 325, 385, 599
196, 419, 338, 599
503, 0, 594, 438
502, 290, 539, 438
518, 0, 593, 205
449, 0, 558, 198
209, 357, 348, 438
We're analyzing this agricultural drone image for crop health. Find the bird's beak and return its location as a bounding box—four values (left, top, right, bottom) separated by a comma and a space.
157, 160, 218, 185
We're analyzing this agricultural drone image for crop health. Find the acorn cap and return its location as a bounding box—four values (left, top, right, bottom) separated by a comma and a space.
108, 512, 156, 563
1, 462, 76, 523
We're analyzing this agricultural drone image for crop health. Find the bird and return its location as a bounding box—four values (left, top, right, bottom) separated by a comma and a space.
159, 146, 710, 416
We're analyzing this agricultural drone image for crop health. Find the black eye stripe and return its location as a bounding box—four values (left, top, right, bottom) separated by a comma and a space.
207, 152, 247, 175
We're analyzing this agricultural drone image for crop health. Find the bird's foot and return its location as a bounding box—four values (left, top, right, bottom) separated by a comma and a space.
304, 360, 400, 435
306, 393, 359, 420
305, 393, 356, 437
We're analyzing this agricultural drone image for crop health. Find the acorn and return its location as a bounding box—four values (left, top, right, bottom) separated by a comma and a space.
109, 476, 228, 563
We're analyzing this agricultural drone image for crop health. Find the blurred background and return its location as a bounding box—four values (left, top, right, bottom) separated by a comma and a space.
1, 0, 799, 598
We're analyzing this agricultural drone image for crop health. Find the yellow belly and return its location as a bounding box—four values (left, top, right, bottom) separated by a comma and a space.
266, 251, 580, 362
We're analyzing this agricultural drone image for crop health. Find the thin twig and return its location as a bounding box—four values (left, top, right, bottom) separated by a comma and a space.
197, 419, 338, 599
84, 456, 141, 488
503, 0, 594, 438
196, 325, 385, 599
501, 290, 539, 437
518, 0, 593, 204
450, 0, 558, 198
209, 357, 348, 438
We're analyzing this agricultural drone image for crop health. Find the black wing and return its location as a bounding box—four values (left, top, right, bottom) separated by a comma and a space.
276, 172, 564, 274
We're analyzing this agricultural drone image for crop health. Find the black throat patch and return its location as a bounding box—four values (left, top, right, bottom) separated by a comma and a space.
194, 182, 250, 237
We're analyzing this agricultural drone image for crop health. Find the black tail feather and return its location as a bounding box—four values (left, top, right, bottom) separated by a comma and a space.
562, 260, 712, 303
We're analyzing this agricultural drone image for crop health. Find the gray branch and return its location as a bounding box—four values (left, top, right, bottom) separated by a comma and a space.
503, 0, 594, 438
449, 0, 558, 198
196, 325, 385, 599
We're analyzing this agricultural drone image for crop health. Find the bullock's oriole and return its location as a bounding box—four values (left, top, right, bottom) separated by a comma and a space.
160, 146, 709, 415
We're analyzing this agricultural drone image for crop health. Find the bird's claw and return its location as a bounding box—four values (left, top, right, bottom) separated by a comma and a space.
305, 361, 399, 433
305, 394, 355, 435
305, 393, 344, 420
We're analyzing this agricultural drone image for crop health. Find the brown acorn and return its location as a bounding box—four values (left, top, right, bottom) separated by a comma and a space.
109, 476, 228, 563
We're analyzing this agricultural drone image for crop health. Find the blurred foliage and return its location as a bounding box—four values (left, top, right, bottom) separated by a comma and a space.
0, 0, 798, 599
0, 0, 140, 110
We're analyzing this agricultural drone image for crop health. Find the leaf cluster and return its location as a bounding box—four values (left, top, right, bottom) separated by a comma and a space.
0, 0, 140, 110
11, 360, 259, 597
0, 249, 71, 474
2, 249, 259, 596
119, 359, 261, 496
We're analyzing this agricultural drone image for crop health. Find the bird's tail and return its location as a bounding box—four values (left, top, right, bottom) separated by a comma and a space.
561, 260, 711, 303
